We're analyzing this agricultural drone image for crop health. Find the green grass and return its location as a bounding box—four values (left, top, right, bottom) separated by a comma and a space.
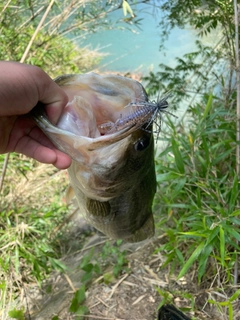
153, 93, 239, 319
1, 90, 239, 319
0, 158, 70, 317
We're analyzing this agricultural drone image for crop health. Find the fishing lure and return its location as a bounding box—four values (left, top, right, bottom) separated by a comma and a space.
98, 93, 174, 136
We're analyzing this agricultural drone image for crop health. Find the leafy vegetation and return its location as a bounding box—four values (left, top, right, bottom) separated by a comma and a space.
67, 241, 129, 319
142, 0, 240, 318
1, 0, 240, 319
145, 0, 237, 103
0, 1, 148, 318
154, 93, 238, 278
101, 240, 129, 278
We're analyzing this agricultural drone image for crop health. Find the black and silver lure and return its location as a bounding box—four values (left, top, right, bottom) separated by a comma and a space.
98, 93, 175, 137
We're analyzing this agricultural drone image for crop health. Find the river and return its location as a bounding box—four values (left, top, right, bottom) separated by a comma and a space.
78, 2, 197, 76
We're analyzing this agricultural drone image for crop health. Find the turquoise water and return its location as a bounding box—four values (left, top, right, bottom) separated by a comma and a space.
78, 3, 197, 75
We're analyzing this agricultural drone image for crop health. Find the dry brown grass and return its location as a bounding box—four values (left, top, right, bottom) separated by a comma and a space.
1, 154, 68, 212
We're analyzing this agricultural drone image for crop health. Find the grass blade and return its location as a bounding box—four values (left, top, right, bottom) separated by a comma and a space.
171, 138, 185, 174
219, 226, 225, 267
177, 241, 205, 279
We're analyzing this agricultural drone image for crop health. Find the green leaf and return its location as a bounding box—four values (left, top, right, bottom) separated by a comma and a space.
103, 272, 114, 284
81, 271, 93, 283
201, 135, 210, 166
93, 263, 101, 274
76, 305, 89, 317
178, 241, 205, 279
157, 171, 181, 182
198, 243, 213, 280
175, 248, 184, 264
15, 245, 19, 274
76, 285, 86, 304
179, 231, 207, 238
228, 175, 239, 213
171, 138, 185, 174
229, 289, 240, 302
230, 209, 240, 217
226, 228, 240, 242
69, 295, 79, 313
202, 93, 213, 120
80, 249, 94, 269
171, 178, 186, 199
205, 226, 220, 245
81, 263, 93, 273
212, 148, 234, 165
219, 226, 225, 267
69, 286, 86, 313
8, 308, 25, 320
168, 204, 192, 209
48, 258, 67, 272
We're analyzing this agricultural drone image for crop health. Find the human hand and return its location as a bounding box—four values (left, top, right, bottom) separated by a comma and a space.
0, 61, 72, 169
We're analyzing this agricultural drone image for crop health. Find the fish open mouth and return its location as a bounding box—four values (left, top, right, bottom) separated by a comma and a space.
54, 73, 149, 141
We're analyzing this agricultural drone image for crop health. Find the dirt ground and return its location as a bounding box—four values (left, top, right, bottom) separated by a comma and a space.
13, 210, 236, 320
4, 205, 238, 320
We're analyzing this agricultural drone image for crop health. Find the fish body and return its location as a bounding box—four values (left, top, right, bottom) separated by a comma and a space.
31, 73, 157, 242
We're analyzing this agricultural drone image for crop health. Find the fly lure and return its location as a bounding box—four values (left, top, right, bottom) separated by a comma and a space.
98, 93, 173, 135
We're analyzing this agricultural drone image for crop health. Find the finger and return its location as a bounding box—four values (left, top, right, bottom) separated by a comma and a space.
34, 68, 68, 124
0, 62, 68, 123
14, 135, 72, 169
6, 117, 72, 169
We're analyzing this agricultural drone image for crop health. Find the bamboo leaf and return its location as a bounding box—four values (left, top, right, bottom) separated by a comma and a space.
122, 0, 127, 16
229, 175, 239, 213
76, 305, 89, 316
69, 286, 86, 313
198, 243, 213, 280
230, 209, 240, 216
177, 241, 205, 279
156, 171, 181, 182
212, 148, 234, 165
171, 138, 185, 174
15, 245, 19, 274
226, 228, 240, 242
122, 0, 134, 17
202, 93, 213, 120
219, 226, 225, 266
8, 308, 25, 320
205, 226, 219, 245
229, 289, 240, 302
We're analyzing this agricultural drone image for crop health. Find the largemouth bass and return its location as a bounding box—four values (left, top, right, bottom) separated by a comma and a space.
31, 73, 157, 242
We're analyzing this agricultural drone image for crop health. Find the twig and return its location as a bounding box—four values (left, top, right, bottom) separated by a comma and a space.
234, 0, 240, 286
20, 0, 55, 63
96, 296, 110, 308
1, 1, 56, 193
79, 239, 108, 253
132, 294, 146, 306
0, 0, 12, 14
107, 273, 129, 300
63, 273, 76, 292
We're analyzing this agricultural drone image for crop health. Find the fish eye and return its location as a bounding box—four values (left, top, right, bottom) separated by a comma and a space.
134, 136, 150, 151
